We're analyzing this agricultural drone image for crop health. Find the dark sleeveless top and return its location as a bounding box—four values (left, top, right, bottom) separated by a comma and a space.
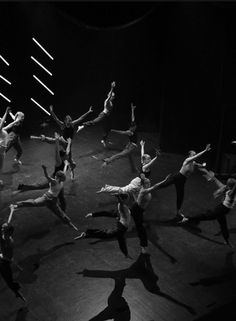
62, 125, 75, 140
128, 121, 137, 145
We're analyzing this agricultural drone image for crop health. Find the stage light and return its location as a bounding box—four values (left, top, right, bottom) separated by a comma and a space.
33, 75, 54, 95
30, 98, 50, 115
31, 56, 52, 76
0, 55, 10, 66
0, 92, 11, 102
32, 38, 54, 60
0, 75, 11, 85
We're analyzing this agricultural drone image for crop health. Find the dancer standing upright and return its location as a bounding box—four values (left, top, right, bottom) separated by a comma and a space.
77, 81, 116, 147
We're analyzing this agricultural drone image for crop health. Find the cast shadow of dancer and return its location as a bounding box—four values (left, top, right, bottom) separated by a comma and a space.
16, 241, 74, 284
77, 253, 196, 316
151, 217, 224, 246
89, 277, 131, 321
190, 251, 236, 287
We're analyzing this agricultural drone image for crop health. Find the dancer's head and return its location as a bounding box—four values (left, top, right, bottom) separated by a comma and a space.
55, 170, 66, 182
188, 150, 196, 157
142, 154, 152, 165
119, 193, 129, 203
64, 115, 72, 127
1, 223, 14, 237
15, 111, 24, 122
226, 178, 236, 190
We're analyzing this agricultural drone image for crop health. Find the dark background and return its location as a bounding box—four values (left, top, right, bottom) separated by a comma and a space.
0, 1, 236, 169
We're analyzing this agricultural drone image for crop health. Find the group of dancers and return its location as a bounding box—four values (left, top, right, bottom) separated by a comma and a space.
1, 81, 236, 304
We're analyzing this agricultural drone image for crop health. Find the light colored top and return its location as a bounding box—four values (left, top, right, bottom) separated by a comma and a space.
223, 190, 236, 209
0, 129, 8, 148
117, 203, 131, 227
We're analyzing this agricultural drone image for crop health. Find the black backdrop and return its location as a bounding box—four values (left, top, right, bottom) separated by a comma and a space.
0, 2, 236, 170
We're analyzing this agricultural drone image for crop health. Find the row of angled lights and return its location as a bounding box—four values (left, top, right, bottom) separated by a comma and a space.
0, 38, 54, 115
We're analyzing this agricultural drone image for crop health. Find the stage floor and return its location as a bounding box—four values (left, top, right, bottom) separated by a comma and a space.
0, 127, 236, 321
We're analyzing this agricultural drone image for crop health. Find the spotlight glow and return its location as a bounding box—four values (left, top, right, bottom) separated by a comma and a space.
0, 55, 9, 66
0, 75, 11, 85
31, 56, 52, 76
33, 75, 54, 95
30, 98, 50, 115
0, 92, 11, 103
32, 38, 54, 60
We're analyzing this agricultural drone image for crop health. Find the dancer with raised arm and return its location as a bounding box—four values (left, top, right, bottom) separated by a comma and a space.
4, 110, 25, 165
0, 206, 26, 302
103, 103, 137, 166
140, 140, 160, 178
77, 81, 116, 147
11, 165, 78, 231
50, 104, 93, 175
151, 144, 211, 220
74, 194, 131, 258
0, 107, 11, 185
129, 173, 170, 254
179, 169, 236, 248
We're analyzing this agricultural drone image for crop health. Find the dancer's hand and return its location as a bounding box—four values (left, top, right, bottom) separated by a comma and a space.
111, 81, 116, 87
96, 187, 105, 193
49, 105, 53, 113
54, 132, 60, 140
131, 102, 136, 110
85, 213, 92, 218
205, 144, 211, 152
125, 254, 133, 259
40, 134, 46, 141
140, 140, 145, 147
231, 141, 236, 144
89, 106, 93, 113
6, 106, 11, 113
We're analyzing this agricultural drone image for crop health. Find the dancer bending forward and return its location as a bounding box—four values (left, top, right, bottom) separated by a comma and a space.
75, 194, 131, 257
180, 169, 236, 248
11, 165, 78, 231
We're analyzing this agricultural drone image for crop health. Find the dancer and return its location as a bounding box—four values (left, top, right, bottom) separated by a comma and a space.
77, 81, 116, 147
129, 173, 170, 254
150, 144, 211, 220
4, 110, 25, 165
140, 140, 160, 178
50, 104, 93, 173
179, 169, 236, 248
74, 194, 131, 257
18, 133, 71, 211
103, 103, 137, 166
11, 165, 78, 231
0, 206, 26, 301
0, 107, 11, 184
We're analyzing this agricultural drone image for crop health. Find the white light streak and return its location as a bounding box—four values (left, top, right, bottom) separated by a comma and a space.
0, 75, 11, 85
0, 55, 9, 66
30, 98, 50, 115
33, 75, 54, 95
32, 38, 54, 60
31, 56, 52, 76
0, 92, 11, 103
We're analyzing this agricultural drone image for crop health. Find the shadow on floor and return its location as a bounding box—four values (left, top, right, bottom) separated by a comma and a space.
77, 253, 196, 316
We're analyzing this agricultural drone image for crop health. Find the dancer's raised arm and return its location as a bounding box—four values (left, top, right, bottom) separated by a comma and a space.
184, 144, 211, 164
50, 105, 64, 128
42, 165, 55, 184
0, 106, 10, 131
72, 106, 93, 126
